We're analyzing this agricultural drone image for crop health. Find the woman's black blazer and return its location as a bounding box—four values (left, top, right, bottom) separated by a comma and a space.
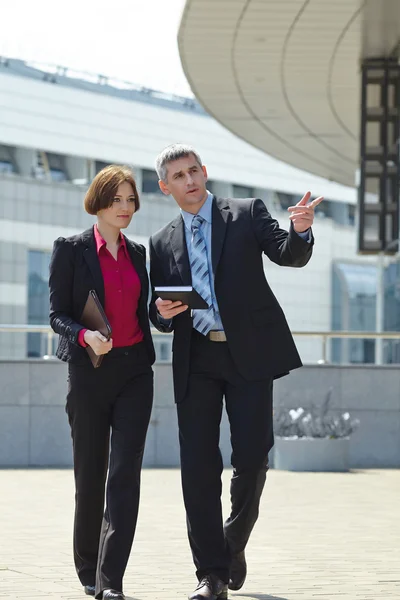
49, 226, 155, 365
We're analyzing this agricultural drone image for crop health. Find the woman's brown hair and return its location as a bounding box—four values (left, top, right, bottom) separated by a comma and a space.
84, 165, 140, 215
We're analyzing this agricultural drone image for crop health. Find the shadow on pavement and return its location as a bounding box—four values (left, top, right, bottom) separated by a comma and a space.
233, 594, 289, 600
125, 592, 290, 600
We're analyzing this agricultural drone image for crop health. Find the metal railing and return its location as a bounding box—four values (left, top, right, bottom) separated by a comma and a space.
1, 324, 400, 364
0, 324, 56, 358
292, 330, 400, 364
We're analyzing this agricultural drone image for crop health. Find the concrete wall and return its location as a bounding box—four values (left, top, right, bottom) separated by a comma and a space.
0, 361, 399, 469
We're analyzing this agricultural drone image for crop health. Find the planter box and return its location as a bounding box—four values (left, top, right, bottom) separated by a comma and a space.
273, 436, 350, 472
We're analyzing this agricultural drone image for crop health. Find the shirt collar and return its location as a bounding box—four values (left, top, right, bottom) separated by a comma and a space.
181, 191, 213, 232
94, 224, 127, 255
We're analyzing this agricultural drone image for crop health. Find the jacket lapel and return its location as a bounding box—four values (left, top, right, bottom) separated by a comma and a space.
170, 216, 192, 285
81, 227, 105, 307
211, 197, 231, 273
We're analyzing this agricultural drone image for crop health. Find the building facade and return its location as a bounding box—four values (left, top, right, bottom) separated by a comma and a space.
0, 57, 394, 364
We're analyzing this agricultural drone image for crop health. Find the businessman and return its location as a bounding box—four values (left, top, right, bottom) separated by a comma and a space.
149, 144, 322, 600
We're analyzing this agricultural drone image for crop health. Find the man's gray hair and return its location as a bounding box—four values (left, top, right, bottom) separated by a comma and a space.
155, 143, 203, 182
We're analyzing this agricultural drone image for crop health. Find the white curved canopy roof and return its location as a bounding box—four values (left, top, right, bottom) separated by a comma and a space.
178, 0, 400, 187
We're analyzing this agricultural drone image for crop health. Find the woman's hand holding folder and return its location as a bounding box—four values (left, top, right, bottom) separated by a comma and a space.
83, 330, 113, 356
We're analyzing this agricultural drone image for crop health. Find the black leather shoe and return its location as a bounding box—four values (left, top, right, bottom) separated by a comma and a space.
228, 551, 247, 591
83, 585, 95, 596
188, 574, 228, 600
102, 590, 125, 600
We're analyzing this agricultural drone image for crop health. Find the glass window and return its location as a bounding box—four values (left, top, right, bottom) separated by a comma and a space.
47, 152, 69, 181
313, 200, 356, 227
0, 144, 16, 173
27, 250, 53, 357
49, 169, 67, 182
95, 160, 109, 174
233, 184, 254, 198
276, 191, 296, 210
34, 151, 69, 182
331, 262, 377, 364
348, 204, 356, 226
333, 260, 400, 365
142, 169, 162, 194
315, 198, 334, 219
206, 180, 215, 194
384, 262, 400, 363
0, 160, 13, 174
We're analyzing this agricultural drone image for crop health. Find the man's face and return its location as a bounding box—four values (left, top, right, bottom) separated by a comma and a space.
159, 154, 208, 213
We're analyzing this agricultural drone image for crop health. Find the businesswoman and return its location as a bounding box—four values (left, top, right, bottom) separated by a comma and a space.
49, 165, 155, 600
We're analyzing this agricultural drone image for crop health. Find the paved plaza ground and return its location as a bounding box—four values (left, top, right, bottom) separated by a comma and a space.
0, 468, 399, 600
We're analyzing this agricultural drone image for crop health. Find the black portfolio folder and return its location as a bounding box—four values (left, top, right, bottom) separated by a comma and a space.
155, 286, 208, 309
80, 290, 112, 368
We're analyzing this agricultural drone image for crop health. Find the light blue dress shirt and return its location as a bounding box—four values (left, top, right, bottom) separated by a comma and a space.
181, 192, 311, 333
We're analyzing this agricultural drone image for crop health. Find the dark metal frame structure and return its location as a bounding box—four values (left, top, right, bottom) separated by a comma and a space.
358, 58, 400, 254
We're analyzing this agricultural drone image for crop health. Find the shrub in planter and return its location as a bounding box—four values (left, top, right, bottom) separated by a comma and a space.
272, 389, 359, 472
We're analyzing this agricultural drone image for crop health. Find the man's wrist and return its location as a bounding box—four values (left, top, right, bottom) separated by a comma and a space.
295, 228, 311, 242
158, 311, 172, 322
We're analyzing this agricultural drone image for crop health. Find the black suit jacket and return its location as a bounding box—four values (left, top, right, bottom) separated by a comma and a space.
49, 227, 155, 366
149, 196, 313, 403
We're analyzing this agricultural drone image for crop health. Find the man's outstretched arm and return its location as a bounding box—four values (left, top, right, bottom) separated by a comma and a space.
251, 192, 323, 268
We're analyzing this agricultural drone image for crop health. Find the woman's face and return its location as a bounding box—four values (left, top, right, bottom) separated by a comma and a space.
97, 181, 136, 229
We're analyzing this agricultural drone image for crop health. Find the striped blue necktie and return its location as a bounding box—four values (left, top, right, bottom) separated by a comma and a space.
190, 214, 215, 335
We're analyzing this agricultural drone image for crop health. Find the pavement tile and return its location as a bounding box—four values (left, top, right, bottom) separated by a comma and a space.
0, 469, 399, 600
